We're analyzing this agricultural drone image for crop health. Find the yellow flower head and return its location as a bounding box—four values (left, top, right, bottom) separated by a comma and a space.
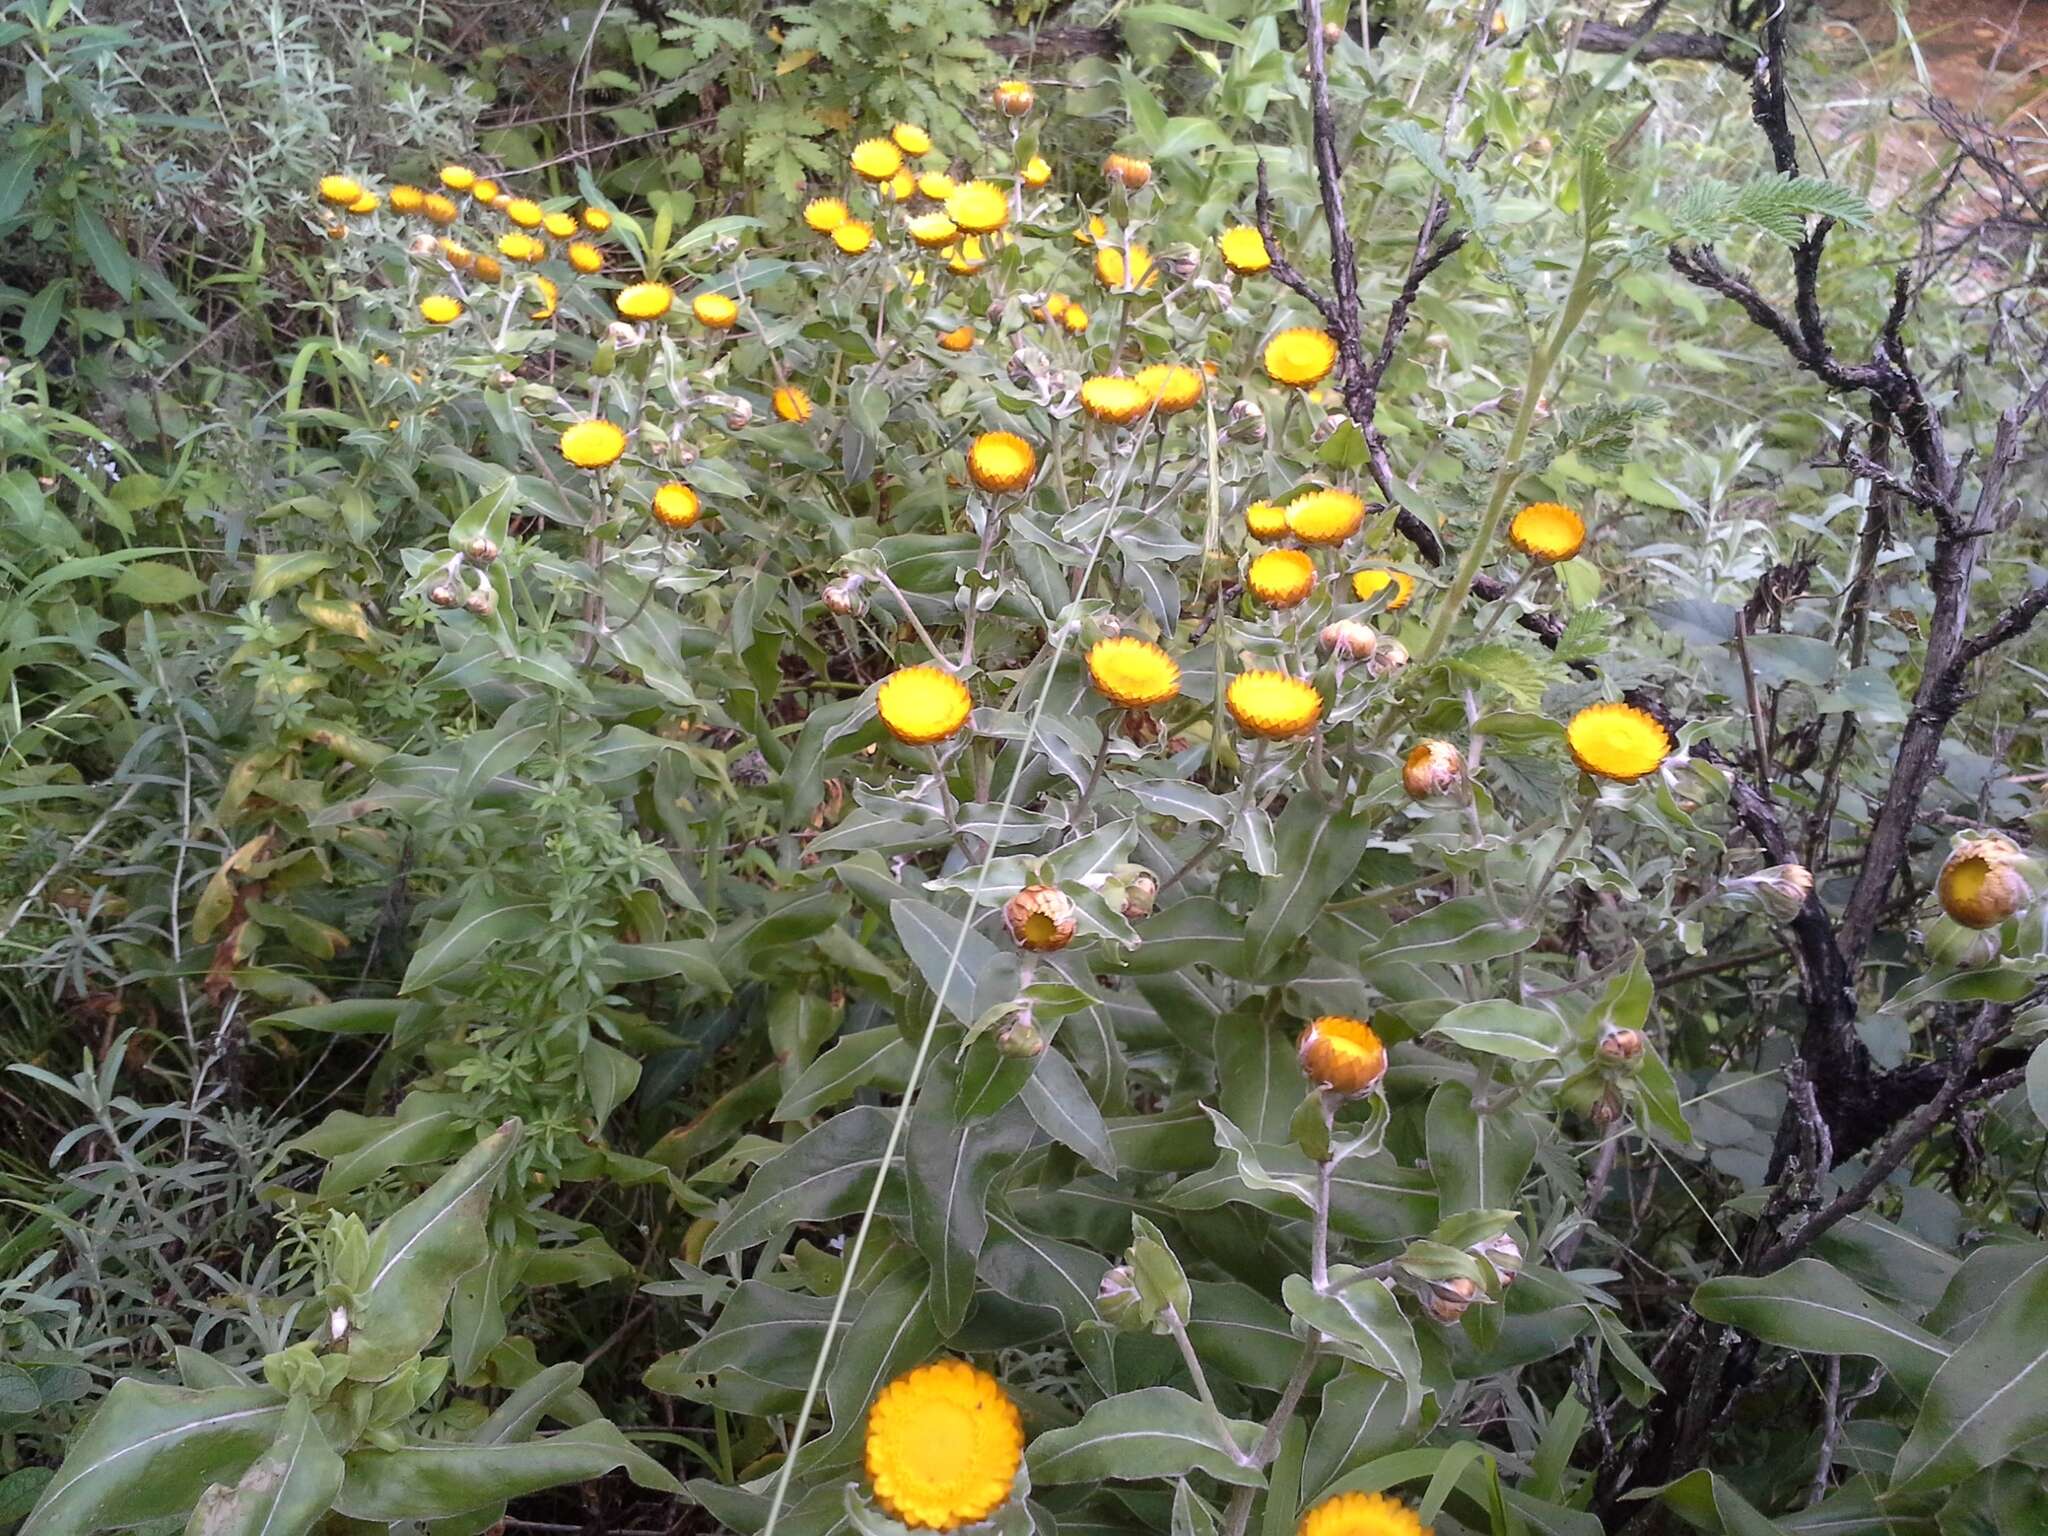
497, 232, 546, 264
1265, 327, 1338, 388
439, 239, 475, 270
319, 174, 364, 205
947, 236, 988, 275
938, 325, 975, 352
652, 482, 701, 530
529, 274, 558, 318
1095, 243, 1157, 291
474, 253, 503, 282
617, 282, 676, 320
504, 197, 543, 229
1286, 488, 1367, 547
992, 79, 1035, 116
1021, 155, 1052, 188
1044, 292, 1070, 319
1939, 836, 2031, 928
560, 419, 628, 470
833, 219, 875, 254
693, 292, 740, 329
916, 171, 958, 202
424, 193, 459, 225
1567, 702, 1671, 783
389, 184, 426, 213
1102, 152, 1152, 191
892, 122, 933, 156
1088, 637, 1181, 709
774, 385, 813, 423
439, 165, 476, 192
967, 431, 1036, 493
1508, 501, 1586, 563
1298, 1016, 1388, 1097
1246, 500, 1289, 542
348, 191, 380, 215
888, 169, 916, 202
1228, 671, 1324, 739
543, 210, 580, 240
877, 667, 974, 747
1220, 225, 1272, 275
804, 198, 850, 234
1297, 1489, 1430, 1536
946, 180, 1010, 235
322, 221, 348, 241
908, 213, 959, 250
1250, 548, 1317, 608
568, 241, 604, 274
1061, 304, 1089, 334
1080, 375, 1153, 426
865, 1358, 1022, 1529
471, 178, 501, 204
1353, 568, 1416, 611
851, 137, 905, 182
419, 294, 464, 326
1137, 363, 1203, 413
582, 206, 612, 232
1075, 214, 1108, 246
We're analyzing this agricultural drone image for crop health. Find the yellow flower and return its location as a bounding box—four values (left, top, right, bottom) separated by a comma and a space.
1566, 701, 1672, 783
1220, 225, 1272, 275
1080, 375, 1153, 426
348, 191, 380, 215
916, 172, 958, 202
992, 79, 1035, 116
389, 184, 426, 213
947, 237, 988, 275
1508, 501, 1586, 563
418, 294, 463, 325
865, 1359, 1022, 1530
693, 292, 740, 329
439, 165, 476, 192
1298, 1016, 1388, 1097
543, 210, 580, 240
322, 222, 348, 241
833, 219, 875, 254
1265, 327, 1338, 388
1353, 568, 1416, 610
851, 137, 905, 182
503, 198, 543, 229
945, 180, 1010, 235
497, 232, 546, 264
568, 242, 604, 274
938, 325, 975, 352
651, 482, 701, 530
529, 274, 558, 319
424, 193, 459, 225
1227, 671, 1323, 739
1102, 153, 1152, 191
908, 213, 959, 249
439, 239, 475, 270
560, 419, 628, 470
582, 205, 612, 232
1061, 305, 1089, 333
617, 282, 675, 320
804, 197, 850, 234
1005, 886, 1077, 952
474, 254, 502, 283
877, 667, 974, 747
1044, 292, 1070, 319
773, 385, 813, 423
1136, 363, 1203, 413
1088, 637, 1181, 709
1095, 243, 1157, 291
967, 431, 1036, 493
888, 169, 916, 202
1286, 488, 1367, 546
1250, 548, 1316, 608
1296, 1489, 1429, 1536
1246, 500, 1289, 542
319, 174, 364, 205
471, 178, 501, 204
1939, 836, 2031, 928
1074, 214, 1108, 245
1021, 155, 1052, 188
892, 122, 933, 156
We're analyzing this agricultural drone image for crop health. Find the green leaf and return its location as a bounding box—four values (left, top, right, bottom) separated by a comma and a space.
0, 152, 37, 223
250, 551, 335, 602
891, 897, 999, 1023
1694, 1259, 1951, 1394
703, 1106, 896, 1262
2028, 1041, 2048, 1129
1282, 1270, 1421, 1414
1122, 3, 1245, 43
1645, 1468, 1789, 1536
1425, 1083, 1536, 1216
1128, 1214, 1193, 1328
73, 210, 137, 296
23, 1382, 286, 1536
814, 1259, 941, 1462
776, 1028, 914, 1122
1362, 897, 1537, 967
111, 560, 205, 605
0, 1363, 39, 1414
1245, 802, 1371, 975
1019, 1048, 1118, 1173
1428, 1001, 1566, 1061
1027, 1387, 1264, 1486
344, 1120, 521, 1380
644, 1281, 840, 1414
1892, 1254, 2048, 1492
400, 891, 547, 994
1303, 1367, 1420, 1500
333, 1421, 677, 1520
909, 1087, 1034, 1334
184, 1398, 342, 1536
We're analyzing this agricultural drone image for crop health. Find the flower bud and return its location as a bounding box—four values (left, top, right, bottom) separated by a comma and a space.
1117, 865, 1158, 921
428, 583, 460, 608
1320, 620, 1378, 660
996, 1017, 1046, 1059
1226, 398, 1266, 443
464, 587, 495, 617
1938, 835, 2031, 929
1402, 739, 1464, 800
1418, 1275, 1479, 1324
993, 79, 1035, 116
1366, 641, 1410, 679
408, 233, 439, 258
1322, 20, 1343, 43
1097, 1264, 1145, 1330
1741, 862, 1813, 922
724, 398, 754, 431
1472, 1230, 1522, 1288
492, 369, 520, 389
1159, 251, 1198, 282
1005, 885, 1078, 952
1102, 153, 1152, 191
1589, 1085, 1624, 1128
823, 575, 866, 616
605, 320, 639, 351
1597, 1028, 1644, 1071
328, 1305, 350, 1344
1312, 411, 1350, 445
466, 535, 499, 565
1297, 1015, 1387, 1097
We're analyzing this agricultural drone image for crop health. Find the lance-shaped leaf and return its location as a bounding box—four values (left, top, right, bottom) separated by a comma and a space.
333, 1421, 678, 1521
1283, 1270, 1422, 1415
1427, 1001, 1566, 1062
344, 1120, 522, 1380
1693, 1259, 1951, 1394
1362, 896, 1538, 967
1425, 1082, 1537, 1216
908, 1089, 1035, 1334
1302, 1366, 1422, 1501
24, 1382, 286, 1536
891, 897, 999, 1024
1020, 1048, 1118, 1174
1026, 1387, 1265, 1487
184, 1397, 342, 1536
1892, 1255, 2048, 1492
1645, 1468, 1791, 1536
703, 1106, 898, 1262
811, 1259, 941, 1463
981, 1212, 1117, 1392
1243, 801, 1372, 976
643, 1280, 844, 1414
400, 892, 547, 994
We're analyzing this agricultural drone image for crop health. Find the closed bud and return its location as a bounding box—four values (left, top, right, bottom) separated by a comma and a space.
464, 587, 495, 617
492, 369, 519, 389
1597, 1027, 1644, 1070
1419, 1275, 1480, 1324
1402, 739, 1464, 800
725, 399, 754, 431
1005, 885, 1077, 952
605, 320, 639, 351
1320, 619, 1378, 660
822, 576, 866, 616
1472, 1230, 1522, 1288
1117, 865, 1158, 921
466, 535, 499, 565
1226, 398, 1266, 443
428, 584, 460, 608
408, 233, 439, 257
1323, 20, 1343, 43
1159, 251, 1198, 282
996, 1017, 1045, 1059
1312, 411, 1350, 445
329, 1305, 350, 1344
1102, 153, 1152, 191
1097, 1264, 1145, 1330
1739, 862, 1814, 922
1938, 835, 2031, 929
1366, 640, 1410, 679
